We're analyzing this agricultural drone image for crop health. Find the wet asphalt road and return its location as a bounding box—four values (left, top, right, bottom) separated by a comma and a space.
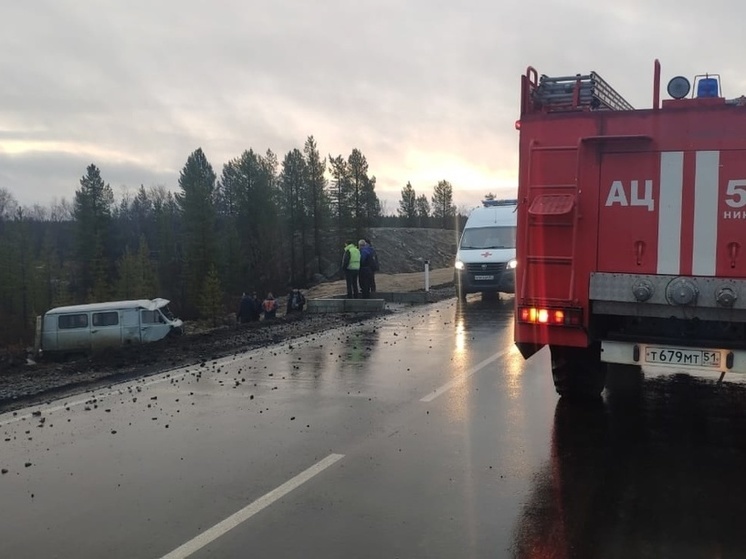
3, 296, 746, 558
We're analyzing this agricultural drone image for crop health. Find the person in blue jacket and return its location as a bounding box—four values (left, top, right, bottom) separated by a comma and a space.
358, 239, 374, 299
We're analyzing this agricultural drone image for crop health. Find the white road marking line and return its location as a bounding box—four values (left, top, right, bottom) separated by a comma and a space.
160, 453, 345, 559
420, 348, 511, 402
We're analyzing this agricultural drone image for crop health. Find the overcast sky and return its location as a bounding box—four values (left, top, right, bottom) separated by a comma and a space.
2, 0, 745, 213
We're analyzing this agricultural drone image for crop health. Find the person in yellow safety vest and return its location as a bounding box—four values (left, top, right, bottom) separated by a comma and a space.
341, 240, 361, 299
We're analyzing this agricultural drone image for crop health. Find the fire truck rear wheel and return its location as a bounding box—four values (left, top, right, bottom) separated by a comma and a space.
604, 363, 643, 396
550, 345, 606, 400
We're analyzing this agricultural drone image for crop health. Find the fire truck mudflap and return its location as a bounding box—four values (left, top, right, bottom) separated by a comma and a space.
515, 61, 746, 398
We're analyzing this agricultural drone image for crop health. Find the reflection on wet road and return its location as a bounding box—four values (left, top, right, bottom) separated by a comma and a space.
514, 373, 746, 558
3, 294, 746, 558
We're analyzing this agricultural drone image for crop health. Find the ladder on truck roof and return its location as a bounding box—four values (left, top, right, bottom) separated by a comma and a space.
532, 72, 634, 112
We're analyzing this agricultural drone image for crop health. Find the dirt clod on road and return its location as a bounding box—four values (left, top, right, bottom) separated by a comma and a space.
0, 271, 456, 414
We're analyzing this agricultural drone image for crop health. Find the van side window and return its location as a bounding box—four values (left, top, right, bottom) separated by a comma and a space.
92, 312, 118, 327
141, 310, 164, 324
59, 314, 88, 329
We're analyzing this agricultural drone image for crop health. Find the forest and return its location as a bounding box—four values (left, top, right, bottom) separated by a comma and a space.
0, 136, 463, 350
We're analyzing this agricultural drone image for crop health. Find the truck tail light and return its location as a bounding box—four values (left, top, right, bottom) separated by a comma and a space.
518, 306, 582, 327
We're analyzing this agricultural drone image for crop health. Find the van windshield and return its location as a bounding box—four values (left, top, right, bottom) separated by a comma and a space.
459, 226, 516, 250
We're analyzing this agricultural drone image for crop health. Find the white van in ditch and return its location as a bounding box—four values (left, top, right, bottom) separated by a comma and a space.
35, 298, 183, 356
454, 199, 518, 299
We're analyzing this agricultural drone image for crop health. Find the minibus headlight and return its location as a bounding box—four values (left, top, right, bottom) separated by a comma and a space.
455, 260, 465, 270
507, 259, 517, 270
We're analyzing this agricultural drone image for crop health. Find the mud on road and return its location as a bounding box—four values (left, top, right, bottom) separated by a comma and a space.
0, 284, 457, 414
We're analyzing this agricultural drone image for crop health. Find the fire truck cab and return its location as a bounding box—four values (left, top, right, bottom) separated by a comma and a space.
515, 62, 746, 398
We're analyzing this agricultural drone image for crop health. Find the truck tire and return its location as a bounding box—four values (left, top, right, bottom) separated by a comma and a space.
550, 344, 606, 400
604, 363, 643, 398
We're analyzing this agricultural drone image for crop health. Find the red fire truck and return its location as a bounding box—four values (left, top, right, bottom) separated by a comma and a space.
515, 61, 746, 398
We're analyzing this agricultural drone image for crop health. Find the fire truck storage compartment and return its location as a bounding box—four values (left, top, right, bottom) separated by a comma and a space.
598, 151, 660, 274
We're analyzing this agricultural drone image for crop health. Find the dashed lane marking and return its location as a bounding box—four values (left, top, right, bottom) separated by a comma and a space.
160, 453, 345, 559
420, 348, 511, 402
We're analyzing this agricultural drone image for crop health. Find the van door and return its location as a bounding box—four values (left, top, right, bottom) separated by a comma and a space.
140, 309, 170, 342
91, 311, 122, 350
121, 309, 141, 344
57, 313, 91, 351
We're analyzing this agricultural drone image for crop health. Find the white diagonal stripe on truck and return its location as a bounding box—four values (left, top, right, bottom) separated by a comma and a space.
658, 151, 684, 275
692, 150, 720, 276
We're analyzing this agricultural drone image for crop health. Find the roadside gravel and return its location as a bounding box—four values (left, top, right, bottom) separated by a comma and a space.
0, 285, 457, 414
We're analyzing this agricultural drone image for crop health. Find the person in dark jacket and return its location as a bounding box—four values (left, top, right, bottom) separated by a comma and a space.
365, 238, 379, 293
238, 292, 263, 323
286, 289, 306, 313
358, 239, 374, 299
236, 293, 253, 324
249, 292, 262, 321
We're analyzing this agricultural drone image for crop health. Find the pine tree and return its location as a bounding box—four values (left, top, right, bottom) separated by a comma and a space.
115, 246, 140, 299
199, 265, 224, 327
218, 149, 280, 293
431, 180, 456, 229
415, 194, 430, 227
131, 185, 153, 244
303, 136, 328, 275
279, 149, 308, 286
73, 164, 114, 298
398, 182, 417, 226
328, 155, 353, 247
0, 210, 29, 339
115, 236, 158, 299
152, 187, 180, 304
361, 175, 381, 227
0, 187, 18, 228
347, 149, 370, 236
176, 148, 217, 315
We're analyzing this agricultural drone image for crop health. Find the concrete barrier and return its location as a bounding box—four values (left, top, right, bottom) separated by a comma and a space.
373, 291, 430, 304
307, 298, 386, 313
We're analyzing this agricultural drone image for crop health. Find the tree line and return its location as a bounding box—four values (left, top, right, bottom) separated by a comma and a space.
0, 136, 460, 349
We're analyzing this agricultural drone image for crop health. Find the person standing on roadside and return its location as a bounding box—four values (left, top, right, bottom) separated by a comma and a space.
341, 240, 361, 299
365, 238, 379, 293
286, 288, 306, 313
236, 293, 253, 324
262, 292, 278, 319
249, 292, 262, 321
358, 239, 374, 299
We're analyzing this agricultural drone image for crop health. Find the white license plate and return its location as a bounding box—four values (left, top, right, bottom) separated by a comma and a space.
644, 346, 721, 368
473, 275, 494, 280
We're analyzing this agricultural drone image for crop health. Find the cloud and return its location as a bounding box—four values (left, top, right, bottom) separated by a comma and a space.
2, 0, 746, 210
0, 151, 173, 206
